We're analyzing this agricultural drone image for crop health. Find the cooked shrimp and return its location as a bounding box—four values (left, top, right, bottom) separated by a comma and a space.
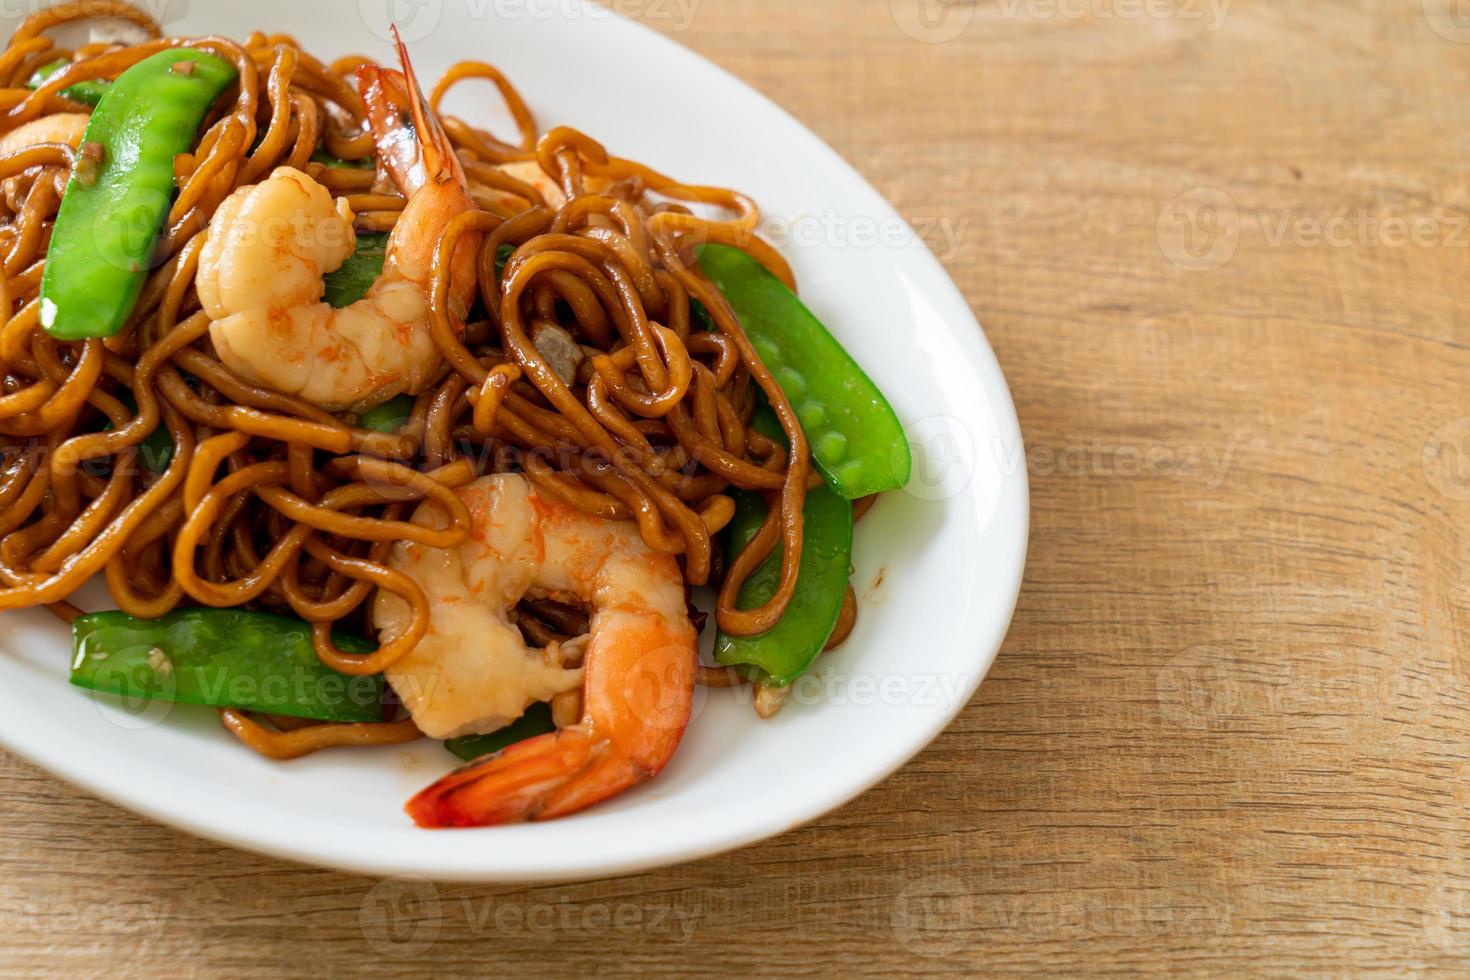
373, 474, 585, 740
374, 473, 698, 827
196, 32, 480, 411
0, 113, 88, 155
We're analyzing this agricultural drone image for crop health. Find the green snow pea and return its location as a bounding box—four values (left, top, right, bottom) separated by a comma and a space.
309, 148, 373, 170
443, 702, 557, 762
40, 49, 238, 340
323, 231, 388, 308
493, 241, 514, 280
324, 232, 511, 329
69, 609, 385, 723
355, 394, 414, 434
714, 404, 854, 687
696, 243, 910, 499
101, 393, 173, 474
137, 419, 174, 474
26, 59, 109, 106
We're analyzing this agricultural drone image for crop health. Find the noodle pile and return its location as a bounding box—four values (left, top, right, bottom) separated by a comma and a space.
0, 1, 854, 753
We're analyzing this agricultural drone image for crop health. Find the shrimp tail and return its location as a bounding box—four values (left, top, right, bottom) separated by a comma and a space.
406, 727, 642, 827
355, 25, 465, 196
407, 612, 695, 828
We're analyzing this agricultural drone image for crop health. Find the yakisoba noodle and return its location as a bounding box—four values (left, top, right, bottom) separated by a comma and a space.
0, 2, 882, 786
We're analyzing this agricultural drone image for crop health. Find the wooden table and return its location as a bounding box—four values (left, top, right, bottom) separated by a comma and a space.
5, 0, 1468, 973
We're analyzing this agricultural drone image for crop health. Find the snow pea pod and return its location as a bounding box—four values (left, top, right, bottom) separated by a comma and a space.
355, 394, 413, 434
69, 609, 385, 723
26, 59, 109, 106
714, 404, 854, 686
322, 231, 388, 308
322, 237, 515, 313
40, 49, 237, 340
443, 702, 557, 761
309, 148, 372, 170
101, 393, 173, 474
696, 243, 910, 499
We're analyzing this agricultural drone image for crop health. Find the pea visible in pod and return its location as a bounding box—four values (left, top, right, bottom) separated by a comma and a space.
697, 243, 911, 499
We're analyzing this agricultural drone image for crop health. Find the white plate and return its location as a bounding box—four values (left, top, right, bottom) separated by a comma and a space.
0, 0, 1028, 881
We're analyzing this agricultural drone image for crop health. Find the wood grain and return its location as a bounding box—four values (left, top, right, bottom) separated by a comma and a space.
5, 0, 1470, 974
